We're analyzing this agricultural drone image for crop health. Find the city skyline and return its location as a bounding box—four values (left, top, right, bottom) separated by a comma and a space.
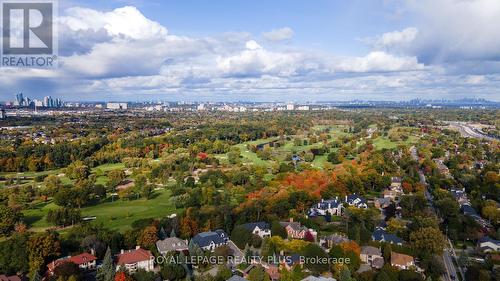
1, 0, 500, 102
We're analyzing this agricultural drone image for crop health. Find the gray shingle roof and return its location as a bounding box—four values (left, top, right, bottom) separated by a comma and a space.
192, 229, 229, 248
241, 222, 270, 232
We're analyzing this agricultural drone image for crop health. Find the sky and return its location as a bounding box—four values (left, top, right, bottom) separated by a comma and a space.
1, 0, 500, 102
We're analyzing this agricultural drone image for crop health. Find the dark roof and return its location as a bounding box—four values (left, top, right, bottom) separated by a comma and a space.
461, 204, 481, 219
317, 199, 341, 209
279, 221, 307, 232
361, 246, 381, 256
478, 236, 500, 245
192, 229, 229, 248
346, 194, 366, 204
227, 276, 248, 281
372, 228, 403, 244
241, 222, 270, 232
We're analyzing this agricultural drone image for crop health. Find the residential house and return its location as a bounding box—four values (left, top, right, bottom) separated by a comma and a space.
116, 246, 154, 272
47, 253, 97, 275
308, 198, 343, 217
281, 254, 304, 270
264, 264, 280, 281
434, 159, 451, 178
0, 275, 21, 281
280, 219, 307, 239
241, 222, 272, 238
227, 276, 248, 281
301, 276, 337, 281
374, 197, 391, 209
360, 246, 384, 269
472, 160, 488, 170
390, 177, 402, 189
191, 229, 229, 251
156, 237, 188, 255
390, 252, 414, 270
451, 188, 469, 205
478, 236, 500, 253
345, 194, 368, 209
372, 228, 403, 245
320, 234, 349, 249
279, 219, 317, 240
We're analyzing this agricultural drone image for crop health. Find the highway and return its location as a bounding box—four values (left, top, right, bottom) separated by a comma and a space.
410, 146, 463, 281
447, 121, 497, 141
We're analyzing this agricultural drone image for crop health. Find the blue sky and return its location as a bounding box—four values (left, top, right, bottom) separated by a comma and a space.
1, 0, 499, 102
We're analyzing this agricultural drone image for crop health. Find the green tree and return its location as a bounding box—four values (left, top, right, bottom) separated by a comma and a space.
410, 227, 446, 255
96, 247, 114, 281
231, 225, 252, 249
0, 205, 21, 235
227, 147, 241, 164
248, 265, 269, 281
271, 221, 287, 239
27, 231, 60, 275
301, 243, 329, 274
107, 170, 125, 189
327, 151, 341, 164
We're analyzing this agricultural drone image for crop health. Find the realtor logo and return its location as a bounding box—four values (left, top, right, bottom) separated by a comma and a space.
1, 0, 57, 68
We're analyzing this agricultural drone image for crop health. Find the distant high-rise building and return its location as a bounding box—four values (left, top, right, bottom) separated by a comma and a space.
106, 102, 128, 110
0, 108, 5, 119
197, 104, 206, 111
15, 93, 23, 106
286, 103, 295, 110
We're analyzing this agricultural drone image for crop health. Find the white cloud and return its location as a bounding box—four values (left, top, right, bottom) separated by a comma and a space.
336, 51, 424, 72
262, 27, 294, 42
407, 0, 500, 63
464, 75, 487, 85
2, 4, 500, 101
365, 27, 418, 50
60, 6, 168, 40
217, 41, 303, 77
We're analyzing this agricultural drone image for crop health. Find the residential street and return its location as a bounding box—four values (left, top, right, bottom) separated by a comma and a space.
411, 146, 462, 281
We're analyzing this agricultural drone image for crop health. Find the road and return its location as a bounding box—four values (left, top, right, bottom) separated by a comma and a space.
410, 146, 463, 281
447, 121, 497, 141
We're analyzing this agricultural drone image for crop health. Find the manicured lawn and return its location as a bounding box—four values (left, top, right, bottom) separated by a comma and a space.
23, 188, 178, 232
91, 163, 126, 172
372, 135, 418, 150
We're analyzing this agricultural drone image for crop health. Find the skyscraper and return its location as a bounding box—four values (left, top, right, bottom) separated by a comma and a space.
15, 93, 24, 106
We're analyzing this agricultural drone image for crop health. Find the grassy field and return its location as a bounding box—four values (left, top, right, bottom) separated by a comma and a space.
23, 188, 178, 232
0, 163, 128, 190
216, 125, 351, 169
91, 163, 126, 172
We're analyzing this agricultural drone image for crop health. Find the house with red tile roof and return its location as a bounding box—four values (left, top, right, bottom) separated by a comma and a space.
116, 246, 154, 272
47, 252, 97, 275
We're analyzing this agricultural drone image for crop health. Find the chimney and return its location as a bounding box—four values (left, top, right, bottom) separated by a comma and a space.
289, 218, 293, 222
90, 248, 95, 256
136, 245, 141, 250
121, 249, 124, 254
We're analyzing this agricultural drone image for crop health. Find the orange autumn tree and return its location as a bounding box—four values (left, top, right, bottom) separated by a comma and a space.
339, 240, 361, 256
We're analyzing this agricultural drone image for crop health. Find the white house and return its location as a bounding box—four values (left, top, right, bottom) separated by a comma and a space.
308, 198, 343, 217
241, 222, 272, 238
345, 194, 368, 208
478, 236, 500, 253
